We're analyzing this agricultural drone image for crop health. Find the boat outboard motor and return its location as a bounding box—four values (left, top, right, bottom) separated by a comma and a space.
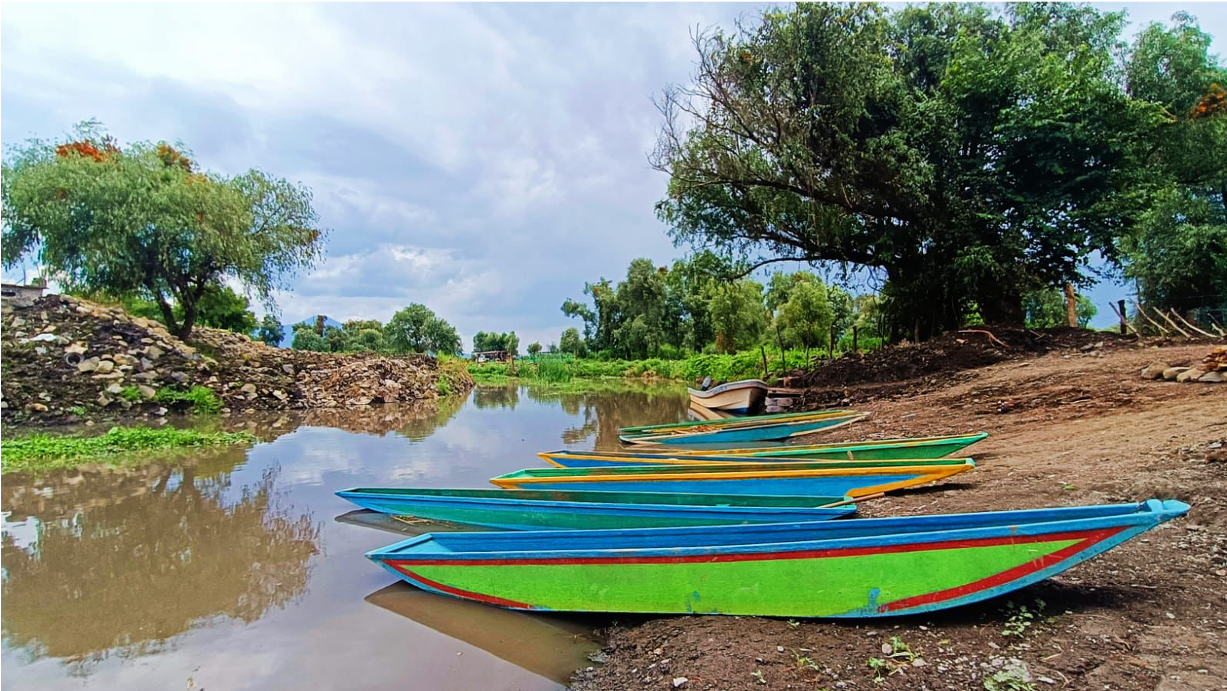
700, 375, 712, 391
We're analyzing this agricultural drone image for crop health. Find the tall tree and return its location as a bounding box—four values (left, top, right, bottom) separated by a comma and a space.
779, 279, 833, 358
652, 4, 1145, 338
256, 315, 286, 347
385, 303, 460, 355
708, 280, 768, 353
2, 122, 324, 339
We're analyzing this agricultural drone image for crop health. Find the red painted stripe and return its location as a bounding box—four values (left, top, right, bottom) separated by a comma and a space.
384, 527, 1122, 568
877, 526, 1126, 612
397, 568, 537, 609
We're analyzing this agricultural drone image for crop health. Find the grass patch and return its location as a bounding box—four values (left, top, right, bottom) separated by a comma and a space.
1, 426, 257, 474
154, 385, 222, 414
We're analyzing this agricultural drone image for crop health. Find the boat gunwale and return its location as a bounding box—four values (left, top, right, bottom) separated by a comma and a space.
366, 500, 1186, 563
336, 487, 852, 510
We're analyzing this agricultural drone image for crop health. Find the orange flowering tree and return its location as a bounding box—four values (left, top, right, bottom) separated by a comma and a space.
2, 121, 325, 339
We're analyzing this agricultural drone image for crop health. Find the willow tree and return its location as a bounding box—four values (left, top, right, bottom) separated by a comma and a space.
652, 3, 1144, 338
2, 122, 324, 339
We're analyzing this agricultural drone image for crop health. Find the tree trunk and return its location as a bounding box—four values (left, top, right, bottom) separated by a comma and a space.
1064, 283, 1079, 327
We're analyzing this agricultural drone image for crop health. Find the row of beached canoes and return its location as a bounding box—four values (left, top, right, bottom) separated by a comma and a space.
336, 408, 1186, 618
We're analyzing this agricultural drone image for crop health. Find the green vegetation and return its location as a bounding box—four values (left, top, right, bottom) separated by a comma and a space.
984, 669, 1036, 691
651, 4, 1227, 337
291, 305, 461, 356
118, 386, 143, 403
867, 636, 923, 683
473, 331, 520, 356
1, 426, 257, 474
469, 348, 837, 385
2, 121, 324, 339
256, 314, 285, 346
154, 385, 222, 414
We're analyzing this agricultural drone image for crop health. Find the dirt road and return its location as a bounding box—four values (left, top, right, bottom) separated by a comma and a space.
574, 341, 1226, 691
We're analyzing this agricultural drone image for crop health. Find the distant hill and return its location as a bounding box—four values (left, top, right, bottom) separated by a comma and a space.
278, 316, 344, 348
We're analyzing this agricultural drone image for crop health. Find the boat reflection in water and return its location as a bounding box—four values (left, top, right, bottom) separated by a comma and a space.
338, 509, 604, 683
365, 584, 602, 684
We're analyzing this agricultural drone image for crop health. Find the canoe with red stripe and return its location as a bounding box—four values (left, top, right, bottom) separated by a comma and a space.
365, 499, 1187, 618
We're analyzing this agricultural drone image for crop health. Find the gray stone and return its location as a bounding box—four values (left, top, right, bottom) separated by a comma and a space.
169, 371, 189, 384
240, 383, 258, 394
153, 407, 168, 416
105, 383, 124, 395
24, 402, 48, 412
138, 384, 158, 399
1177, 368, 1205, 383
94, 359, 115, 374
97, 393, 114, 407
281, 364, 295, 374
144, 345, 164, 359
1198, 370, 1224, 383
1141, 361, 1170, 379
77, 357, 101, 373
1162, 366, 1189, 381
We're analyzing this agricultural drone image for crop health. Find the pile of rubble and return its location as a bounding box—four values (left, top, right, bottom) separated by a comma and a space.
1, 294, 473, 425
1140, 345, 1226, 384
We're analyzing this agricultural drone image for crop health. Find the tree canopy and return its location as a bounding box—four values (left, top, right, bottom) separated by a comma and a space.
473, 331, 520, 356
652, 4, 1227, 337
385, 304, 461, 355
2, 122, 324, 338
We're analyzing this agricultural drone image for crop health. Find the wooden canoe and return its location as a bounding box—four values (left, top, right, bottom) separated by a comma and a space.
687, 379, 768, 414
620, 412, 868, 445
620, 409, 854, 436
541, 433, 989, 467
366, 499, 1188, 618
489, 459, 974, 497
335, 487, 855, 530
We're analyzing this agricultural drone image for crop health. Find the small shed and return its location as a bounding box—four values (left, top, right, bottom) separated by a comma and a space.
0, 283, 47, 308
472, 350, 511, 363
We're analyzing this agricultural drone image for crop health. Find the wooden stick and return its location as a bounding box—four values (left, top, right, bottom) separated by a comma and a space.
1155, 306, 1193, 338
958, 329, 1007, 348
1133, 303, 1170, 336
1108, 301, 1132, 335
1169, 309, 1215, 338
820, 492, 886, 508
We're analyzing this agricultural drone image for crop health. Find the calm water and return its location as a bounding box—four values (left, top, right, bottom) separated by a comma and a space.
1, 383, 689, 690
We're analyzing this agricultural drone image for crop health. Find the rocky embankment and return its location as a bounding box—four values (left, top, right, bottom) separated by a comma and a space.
1, 294, 473, 425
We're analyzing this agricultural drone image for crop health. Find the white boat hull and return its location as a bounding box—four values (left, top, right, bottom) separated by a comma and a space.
687, 379, 768, 414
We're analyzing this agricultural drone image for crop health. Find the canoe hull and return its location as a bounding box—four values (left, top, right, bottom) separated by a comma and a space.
687, 380, 768, 414
489, 460, 975, 498
368, 500, 1187, 618
337, 488, 855, 530
620, 413, 866, 445
540, 434, 989, 468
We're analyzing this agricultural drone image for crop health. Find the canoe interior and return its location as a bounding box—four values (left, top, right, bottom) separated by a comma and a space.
338, 487, 849, 508
619, 408, 855, 435
495, 458, 976, 480
370, 500, 1187, 556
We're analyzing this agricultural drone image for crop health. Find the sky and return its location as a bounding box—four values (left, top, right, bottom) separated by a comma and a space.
2, 2, 1225, 344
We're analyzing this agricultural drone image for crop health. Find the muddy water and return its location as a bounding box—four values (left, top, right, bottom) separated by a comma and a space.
1, 383, 689, 690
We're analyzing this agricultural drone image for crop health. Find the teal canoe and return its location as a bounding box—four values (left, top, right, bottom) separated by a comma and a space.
336, 487, 855, 530
620, 412, 868, 445
541, 432, 989, 467
367, 499, 1188, 617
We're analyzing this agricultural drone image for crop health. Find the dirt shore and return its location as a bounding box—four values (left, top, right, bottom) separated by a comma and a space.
573, 340, 1227, 691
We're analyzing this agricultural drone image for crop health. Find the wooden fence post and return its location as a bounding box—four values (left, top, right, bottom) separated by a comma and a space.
1118, 300, 1127, 334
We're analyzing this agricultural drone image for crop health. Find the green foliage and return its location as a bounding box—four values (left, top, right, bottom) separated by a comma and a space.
473, 331, 520, 356
1, 426, 256, 474
1022, 290, 1097, 328
708, 280, 767, 353
2, 121, 324, 339
386, 303, 461, 355
780, 279, 833, 354
118, 386, 143, 403
984, 669, 1036, 691
651, 4, 1217, 337
154, 385, 222, 414
1001, 599, 1047, 638
435, 377, 451, 397
256, 315, 285, 346
559, 327, 586, 357
291, 324, 327, 352
527, 342, 542, 356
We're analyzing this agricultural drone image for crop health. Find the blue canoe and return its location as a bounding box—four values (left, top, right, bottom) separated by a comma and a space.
619, 411, 867, 445
336, 487, 856, 530
489, 459, 975, 497
366, 499, 1188, 617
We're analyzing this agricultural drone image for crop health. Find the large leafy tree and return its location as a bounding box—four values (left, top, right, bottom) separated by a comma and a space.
386, 303, 460, 355
652, 3, 1146, 338
256, 315, 286, 346
1120, 13, 1227, 320
708, 279, 768, 353
2, 122, 324, 339
779, 279, 833, 358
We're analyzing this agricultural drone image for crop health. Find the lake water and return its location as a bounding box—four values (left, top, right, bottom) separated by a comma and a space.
1, 383, 690, 690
